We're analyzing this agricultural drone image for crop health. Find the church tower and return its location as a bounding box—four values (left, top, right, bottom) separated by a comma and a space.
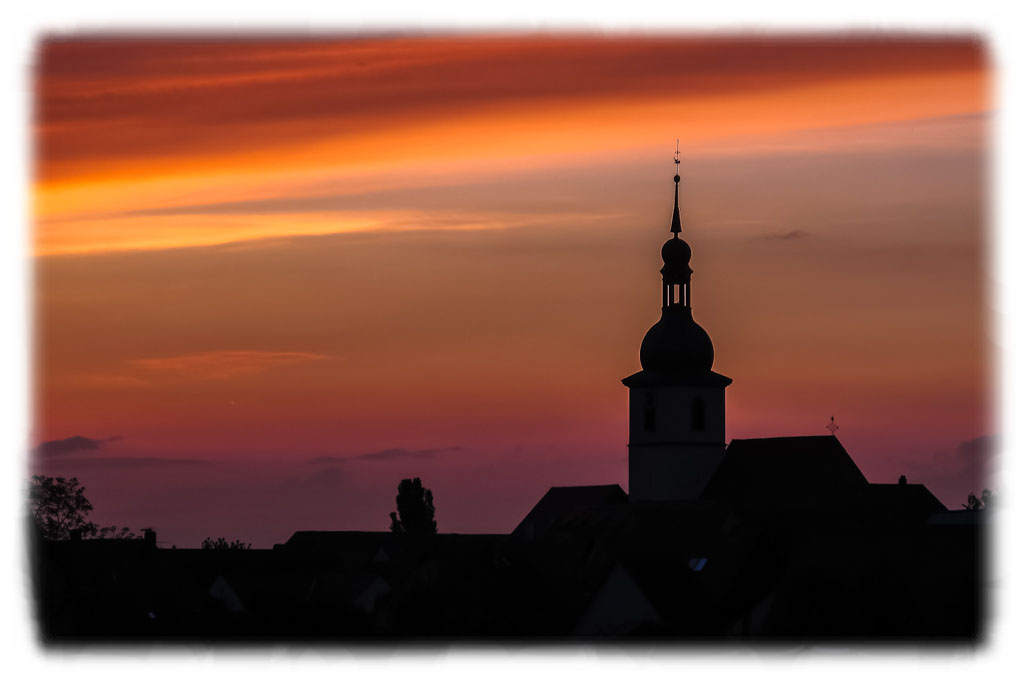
622, 152, 732, 501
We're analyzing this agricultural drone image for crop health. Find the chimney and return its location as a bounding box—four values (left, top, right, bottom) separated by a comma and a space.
898, 475, 908, 486
144, 529, 157, 548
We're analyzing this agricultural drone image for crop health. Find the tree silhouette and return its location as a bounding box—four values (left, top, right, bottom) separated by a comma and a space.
201, 536, 251, 550
29, 475, 92, 540
389, 477, 437, 535
28, 475, 137, 541
962, 488, 997, 511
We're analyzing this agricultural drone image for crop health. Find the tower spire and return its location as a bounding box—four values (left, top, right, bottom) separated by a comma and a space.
671, 140, 682, 235
623, 153, 731, 502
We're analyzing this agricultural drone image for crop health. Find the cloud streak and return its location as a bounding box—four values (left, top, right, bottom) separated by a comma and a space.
357, 446, 464, 461
127, 350, 331, 380
45, 456, 209, 469
759, 229, 810, 241
910, 434, 999, 507
33, 37, 986, 256
37, 37, 983, 167
33, 435, 110, 458
309, 447, 464, 464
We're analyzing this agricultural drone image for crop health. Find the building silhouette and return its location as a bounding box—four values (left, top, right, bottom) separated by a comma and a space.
30, 162, 983, 643
624, 165, 731, 501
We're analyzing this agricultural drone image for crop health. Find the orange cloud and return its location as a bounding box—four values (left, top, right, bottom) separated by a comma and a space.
33, 36, 987, 255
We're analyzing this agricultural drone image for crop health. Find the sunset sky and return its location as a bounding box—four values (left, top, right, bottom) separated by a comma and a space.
31, 35, 992, 548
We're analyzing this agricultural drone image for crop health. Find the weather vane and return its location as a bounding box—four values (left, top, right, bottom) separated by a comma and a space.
826, 415, 839, 435
674, 139, 680, 173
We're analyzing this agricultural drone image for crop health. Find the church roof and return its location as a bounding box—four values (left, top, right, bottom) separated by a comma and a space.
279, 530, 507, 561
622, 368, 732, 387
863, 483, 947, 521
512, 484, 627, 539
280, 530, 399, 556
701, 435, 869, 510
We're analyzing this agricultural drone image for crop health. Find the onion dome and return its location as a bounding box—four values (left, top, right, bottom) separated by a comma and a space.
640, 306, 715, 374
637, 157, 714, 374
660, 235, 692, 281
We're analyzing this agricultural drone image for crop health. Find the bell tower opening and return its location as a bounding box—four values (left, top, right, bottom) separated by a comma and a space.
644, 392, 657, 432
692, 398, 706, 431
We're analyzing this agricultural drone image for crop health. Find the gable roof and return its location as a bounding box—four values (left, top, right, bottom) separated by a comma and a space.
863, 483, 947, 521
701, 435, 869, 511
512, 484, 627, 539
547, 498, 736, 552
280, 531, 396, 554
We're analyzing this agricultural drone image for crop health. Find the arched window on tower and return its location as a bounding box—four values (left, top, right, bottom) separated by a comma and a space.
644, 392, 657, 432
691, 397, 706, 432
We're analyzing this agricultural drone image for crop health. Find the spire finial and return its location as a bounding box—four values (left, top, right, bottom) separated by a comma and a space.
826, 415, 839, 436
670, 140, 682, 234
